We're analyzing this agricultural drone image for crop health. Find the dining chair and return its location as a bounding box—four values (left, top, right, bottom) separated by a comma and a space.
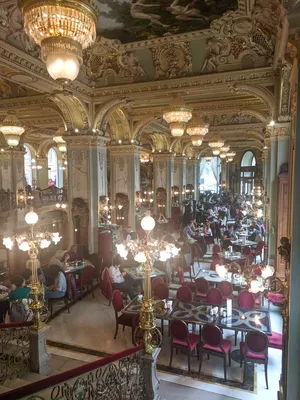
191, 243, 202, 274
218, 281, 234, 300
235, 290, 255, 345
48, 273, 75, 317
199, 324, 232, 380
112, 290, 135, 343
205, 287, 223, 306
195, 277, 210, 301
151, 277, 164, 295
178, 267, 195, 290
242, 246, 251, 255
169, 320, 200, 374
251, 241, 264, 263
176, 286, 193, 302
212, 244, 221, 261
153, 282, 169, 300
268, 331, 282, 350
240, 331, 269, 389
265, 277, 284, 310
77, 265, 95, 299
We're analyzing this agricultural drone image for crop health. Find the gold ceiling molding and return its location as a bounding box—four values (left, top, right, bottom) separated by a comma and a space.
93, 98, 132, 132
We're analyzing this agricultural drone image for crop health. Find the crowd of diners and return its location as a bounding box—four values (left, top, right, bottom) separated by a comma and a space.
0, 245, 87, 323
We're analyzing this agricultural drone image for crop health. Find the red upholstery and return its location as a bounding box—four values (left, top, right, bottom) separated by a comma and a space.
267, 292, 283, 304
195, 277, 210, 299
154, 282, 169, 299
151, 277, 164, 293
206, 288, 223, 305
178, 267, 195, 289
238, 290, 255, 308
173, 333, 200, 351
268, 331, 283, 350
66, 274, 76, 300
218, 281, 233, 298
176, 286, 193, 302
203, 339, 232, 354
112, 290, 124, 313
251, 241, 264, 257
213, 244, 221, 255
242, 246, 251, 255
80, 265, 95, 285
101, 268, 112, 300
240, 342, 266, 360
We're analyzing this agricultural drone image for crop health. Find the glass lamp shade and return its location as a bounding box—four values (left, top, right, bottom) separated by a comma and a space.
163, 95, 192, 124
0, 112, 25, 147
53, 134, 67, 152
226, 151, 236, 158
249, 280, 265, 293
134, 252, 147, 263
25, 209, 39, 225
170, 121, 185, 137
205, 156, 212, 164
219, 153, 227, 159
261, 265, 275, 280
186, 116, 209, 137
208, 136, 224, 156
19, 241, 30, 252
227, 157, 234, 162
191, 135, 203, 147
212, 149, 220, 156
46, 53, 80, 82
3, 237, 13, 250
141, 215, 155, 231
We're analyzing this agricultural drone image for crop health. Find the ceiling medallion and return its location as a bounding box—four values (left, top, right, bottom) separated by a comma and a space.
19, 0, 99, 82
163, 95, 192, 137
208, 134, 224, 156
0, 112, 25, 147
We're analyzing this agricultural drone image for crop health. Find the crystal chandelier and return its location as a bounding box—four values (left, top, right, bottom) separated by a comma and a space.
163, 95, 192, 137
205, 156, 212, 165
219, 145, 230, 159
208, 134, 224, 156
19, 0, 99, 82
53, 128, 67, 152
187, 115, 209, 147
0, 112, 25, 147
226, 151, 236, 162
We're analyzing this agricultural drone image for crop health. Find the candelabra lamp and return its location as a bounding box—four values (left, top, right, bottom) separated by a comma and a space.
117, 214, 179, 353
3, 209, 61, 329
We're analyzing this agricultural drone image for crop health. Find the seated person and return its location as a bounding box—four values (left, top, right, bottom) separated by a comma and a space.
108, 256, 135, 299
223, 224, 236, 240
9, 275, 31, 301
48, 250, 67, 269
68, 245, 82, 262
190, 218, 200, 233
45, 265, 67, 299
203, 222, 212, 237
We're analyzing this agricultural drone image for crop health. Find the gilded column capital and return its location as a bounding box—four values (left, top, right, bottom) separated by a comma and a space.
266, 122, 291, 142
64, 134, 109, 148
152, 152, 174, 162
108, 144, 142, 155
187, 158, 199, 166
174, 156, 187, 165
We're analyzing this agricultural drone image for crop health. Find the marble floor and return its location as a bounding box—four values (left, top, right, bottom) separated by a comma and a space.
47, 260, 282, 400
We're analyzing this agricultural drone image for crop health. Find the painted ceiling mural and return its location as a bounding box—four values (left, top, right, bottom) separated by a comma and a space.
96, 0, 238, 43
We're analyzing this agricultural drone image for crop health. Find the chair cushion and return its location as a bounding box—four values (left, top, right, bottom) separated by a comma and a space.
267, 292, 283, 304
196, 291, 207, 298
269, 332, 283, 350
203, 339, 232, 354
117, 313, 134, 327
173, 333, 200, 351
240, 342, 266, 360
182, 281, 196, 289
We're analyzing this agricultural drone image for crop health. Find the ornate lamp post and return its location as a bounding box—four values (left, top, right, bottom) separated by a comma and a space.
117, 214, 179, 353
3, 209, 61, 329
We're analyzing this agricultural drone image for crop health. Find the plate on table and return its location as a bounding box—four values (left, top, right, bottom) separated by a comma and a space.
209, 273, 218, 278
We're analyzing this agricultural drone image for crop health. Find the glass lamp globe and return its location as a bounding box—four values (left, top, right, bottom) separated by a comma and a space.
134, 252, 147, 263
46, 53, 80, 82
19, 241, 30, 252
191, 136, 203, 147
141, 215, 155, 231
25, 209, 39, 225
212, 149, 220, 156
6, 136, 21, 147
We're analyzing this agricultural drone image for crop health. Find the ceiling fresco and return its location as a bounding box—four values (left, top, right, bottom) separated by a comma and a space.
97, 0, 238, 43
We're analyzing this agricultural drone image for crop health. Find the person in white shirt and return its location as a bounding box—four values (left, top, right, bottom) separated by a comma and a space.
108, 256, 135, 299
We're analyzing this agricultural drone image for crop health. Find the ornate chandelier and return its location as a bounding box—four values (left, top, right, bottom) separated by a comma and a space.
226, 151, 236, 163
187, 116, 209, 147
163, 95, 192, 137
19, 0, 99, 82
53, 128, 67, 152
219, 145, 230, 159
0, 112, 25, 147
208, 134, 224, 156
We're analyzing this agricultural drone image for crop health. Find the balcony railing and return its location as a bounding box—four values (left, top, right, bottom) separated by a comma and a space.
0, 322, 32, 385
1, 344, 145, 400
0, 187, 67, 212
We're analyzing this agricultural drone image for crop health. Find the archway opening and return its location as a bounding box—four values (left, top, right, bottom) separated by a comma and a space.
240, 151, 257, 195
48, 148, 59, 187
24, 145, 33, 187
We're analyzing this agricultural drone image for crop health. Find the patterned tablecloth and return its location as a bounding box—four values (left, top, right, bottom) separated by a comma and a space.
122, 267, 165, 281
218, 252, 247, 263
123, 296, 176, 319
195, 270, 245, 287
231, 240, 257, 248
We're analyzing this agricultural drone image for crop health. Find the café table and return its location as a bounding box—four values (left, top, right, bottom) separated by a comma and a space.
195, 269, 246, 289
231, 239, 257, 248
122, 266, 165, 283
218, 251, 247, 264
64, 260, 95, 278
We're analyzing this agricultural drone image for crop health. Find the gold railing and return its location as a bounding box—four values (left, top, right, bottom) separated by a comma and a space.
0, 322, 32, 385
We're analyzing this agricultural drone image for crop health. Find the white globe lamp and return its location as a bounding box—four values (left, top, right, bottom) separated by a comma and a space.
141, 215, 156, 232
25, 209, 39, 225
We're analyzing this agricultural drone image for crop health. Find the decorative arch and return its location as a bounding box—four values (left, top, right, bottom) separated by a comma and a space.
108, 108, 131, 142
230, 84, 276, 116
50, 94, 90, 130
37, 139, 58, 158
133, 116, 159, 141
241, 150, 257, 167
240, 108, 269, 123
94, 98, 131, 132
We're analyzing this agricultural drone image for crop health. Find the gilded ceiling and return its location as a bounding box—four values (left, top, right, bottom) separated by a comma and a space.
96, 0, 238, 43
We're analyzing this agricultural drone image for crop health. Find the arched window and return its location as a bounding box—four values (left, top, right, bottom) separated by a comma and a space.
24, 145, 32, 187
240, 151, 256, 195
200, 157, 221, 193
48, 148, 58, 187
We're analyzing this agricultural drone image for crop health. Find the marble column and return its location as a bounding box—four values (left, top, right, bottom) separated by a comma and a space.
173, 156, 186, 205
65, 134, 108, 253
0, 147, 25, 197
36, 157, 49, 189
186, 159, 200, 200
266, 123, 290, 267
152, 153, 174, 218
109, 145, 141, 229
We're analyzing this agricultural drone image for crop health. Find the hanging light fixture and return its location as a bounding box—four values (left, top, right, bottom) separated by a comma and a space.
219, 145, 230, 159
0, 112, 25, 147
163, 95, 192, 137
187, 115, 209, 147
53, 127, 67, 153
208, 134, 224, 156
226, 151, 236, 163
205, 156, 213, 165
19, 0, 99, 82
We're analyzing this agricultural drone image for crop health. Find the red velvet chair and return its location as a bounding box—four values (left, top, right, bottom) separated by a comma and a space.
169, 320, 200, 374
77, 265, 95, 299
153, 282, 169, 300
199, 324, 232, 380
112, 290, 136, 343
151, 277, 164, 296
212, 244, 221, 261
266, 277, 284, 310
251, 241, 264, 263
176, 286, 193, 302
205, 287, 223, 306
218, 281, 234, 300
235, 290, 255, 344
101, 267, 113, 305
240, 331, 269, 389
195, 277, 210, 301
268, 331, 282, 350
242, 246, 251, 255
178, 267, 195, 290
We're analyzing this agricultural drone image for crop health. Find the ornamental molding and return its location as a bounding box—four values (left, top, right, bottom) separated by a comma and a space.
64, 135, 108, 148
108, 145, 142, 155
94, 98, 132, 132
229, 83, 276, 114
278, 60, 293, 122
152, 153, 174, 162
151, 42, 192, 80
266, 122, 291, 141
